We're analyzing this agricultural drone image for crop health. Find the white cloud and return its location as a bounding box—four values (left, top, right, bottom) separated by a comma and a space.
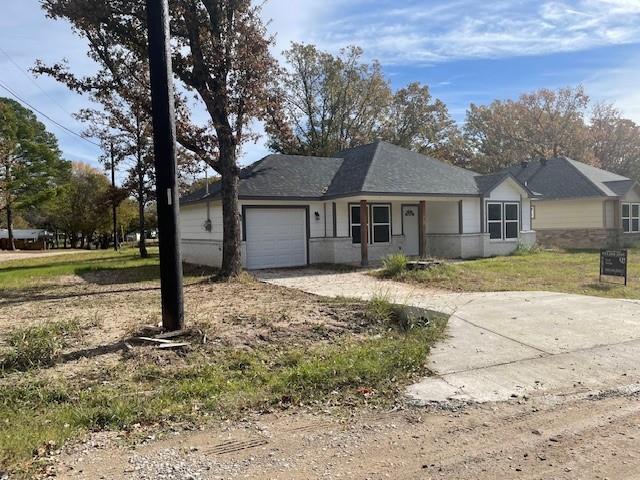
292, 0, 640, 65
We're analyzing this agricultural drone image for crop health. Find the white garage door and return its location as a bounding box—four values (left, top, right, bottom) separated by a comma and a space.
245, 208, 307, 269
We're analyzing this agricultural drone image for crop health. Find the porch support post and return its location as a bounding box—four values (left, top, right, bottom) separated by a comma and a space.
360, 200, 368, 266
419, 200, 426, 258
614, 199, 622, 247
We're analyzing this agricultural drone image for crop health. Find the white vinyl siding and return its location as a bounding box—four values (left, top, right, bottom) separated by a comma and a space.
462, 198, 481, 233
426, 202, 459, 234
180, 202, 223, 240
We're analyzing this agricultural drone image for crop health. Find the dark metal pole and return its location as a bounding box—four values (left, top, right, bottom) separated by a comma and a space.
145, 0, 184, 331
110, 143, 118, 252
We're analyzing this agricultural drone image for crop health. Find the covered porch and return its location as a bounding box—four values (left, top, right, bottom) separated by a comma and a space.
308, 194, 534, 266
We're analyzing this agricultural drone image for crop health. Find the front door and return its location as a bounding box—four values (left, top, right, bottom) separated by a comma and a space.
402, 205, 419, 256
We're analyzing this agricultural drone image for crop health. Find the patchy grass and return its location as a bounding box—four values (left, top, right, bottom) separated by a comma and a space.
0, 248, 160, 290
0, 307, 447, 475
0, 320, 83, 373
386, 249, 640, 299
0, 250, 449, 476
0, 248, 216, 290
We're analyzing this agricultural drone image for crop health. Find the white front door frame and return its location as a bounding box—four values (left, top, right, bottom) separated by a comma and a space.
402, 204, 420, 256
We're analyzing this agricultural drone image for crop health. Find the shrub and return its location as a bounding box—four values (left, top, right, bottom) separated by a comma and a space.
381, 253, 408, 277
512, 243, 541, 256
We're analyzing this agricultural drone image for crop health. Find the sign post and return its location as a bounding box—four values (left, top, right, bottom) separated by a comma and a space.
145, 0, 184, 331
600, 249, 628, 286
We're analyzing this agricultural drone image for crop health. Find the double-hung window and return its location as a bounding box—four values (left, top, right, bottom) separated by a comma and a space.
486, 202, 519, 240
622, 203, 640, 233
371, 205, 391, 243
350, 204, 391, 244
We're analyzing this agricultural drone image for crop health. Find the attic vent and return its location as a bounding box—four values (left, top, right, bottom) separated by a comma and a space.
321, 186, 328, 194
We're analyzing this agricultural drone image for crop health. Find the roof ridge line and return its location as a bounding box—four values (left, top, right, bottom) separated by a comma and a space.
359, 141, 384, 192
562, 157, 609, 197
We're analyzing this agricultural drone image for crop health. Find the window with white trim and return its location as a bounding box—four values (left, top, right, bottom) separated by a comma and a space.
371, 205, 391, 243
350, 204, 391, 244
486, 202, 519, 240
487, 203, 502, 239
622, 203, 640, 233
350, 205, 362, 244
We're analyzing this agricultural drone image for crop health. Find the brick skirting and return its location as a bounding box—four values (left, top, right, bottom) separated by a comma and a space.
535, 228, 622, 249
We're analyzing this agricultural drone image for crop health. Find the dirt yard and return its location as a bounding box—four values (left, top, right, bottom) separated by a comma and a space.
2, 252, 640, 479
58, 387, 640, 479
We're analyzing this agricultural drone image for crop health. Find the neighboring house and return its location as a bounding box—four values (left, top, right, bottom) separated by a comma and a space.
504, 157, 640, 249
179, 141, 535, 269
0, 229, 47, 241
0, 229, 49, 250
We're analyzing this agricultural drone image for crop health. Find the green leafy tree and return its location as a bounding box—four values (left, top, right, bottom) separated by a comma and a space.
54, 162, 111, 248
0, 98, 69, 249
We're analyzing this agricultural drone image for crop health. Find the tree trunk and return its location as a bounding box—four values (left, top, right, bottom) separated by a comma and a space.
138, 195, 148, 258
6, 199, 15, 251
219, 145, 242, 278
134, 113, 148, 259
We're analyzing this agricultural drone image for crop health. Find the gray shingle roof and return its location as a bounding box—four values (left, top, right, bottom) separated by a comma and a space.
504, 157, 632, 200
326, 141, 481, 196
604, 179, 636, 196
181, 141, 532, 204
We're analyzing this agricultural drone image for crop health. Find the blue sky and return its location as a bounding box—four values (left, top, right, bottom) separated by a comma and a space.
1, 0, 640, 176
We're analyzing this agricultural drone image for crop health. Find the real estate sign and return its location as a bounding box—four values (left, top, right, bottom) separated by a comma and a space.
600, 249, 628, 285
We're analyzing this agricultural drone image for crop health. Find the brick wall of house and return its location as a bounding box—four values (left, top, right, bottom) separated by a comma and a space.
536, 228, 621, 249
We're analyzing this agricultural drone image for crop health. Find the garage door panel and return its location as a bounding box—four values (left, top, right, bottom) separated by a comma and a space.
245, 208, 307, 269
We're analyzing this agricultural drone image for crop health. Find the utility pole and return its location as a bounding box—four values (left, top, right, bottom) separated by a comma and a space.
110, 142, 119, 252
145, 0, 184, 331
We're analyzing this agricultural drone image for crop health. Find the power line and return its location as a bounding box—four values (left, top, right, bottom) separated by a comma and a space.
0, 47, 78, 122
0, 80, 101, 148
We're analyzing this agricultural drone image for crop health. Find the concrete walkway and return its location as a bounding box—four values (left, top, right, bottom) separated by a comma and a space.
257, 268, 640, 404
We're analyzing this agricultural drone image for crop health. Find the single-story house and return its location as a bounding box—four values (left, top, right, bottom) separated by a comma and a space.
504, 157, 640, 249
179, 141, 535, 269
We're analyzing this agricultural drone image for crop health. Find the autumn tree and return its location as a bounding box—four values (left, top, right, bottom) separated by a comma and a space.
266, 44, 390, 156
266, 43, 463, 162
39, 0, 280, 277
0, 98, 70, 250
381, 82, 467, 165
589, 103, 640, 179
464, 86, 592, 172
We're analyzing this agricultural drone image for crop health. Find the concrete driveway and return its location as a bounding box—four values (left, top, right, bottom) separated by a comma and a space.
257, 268, 640, 404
